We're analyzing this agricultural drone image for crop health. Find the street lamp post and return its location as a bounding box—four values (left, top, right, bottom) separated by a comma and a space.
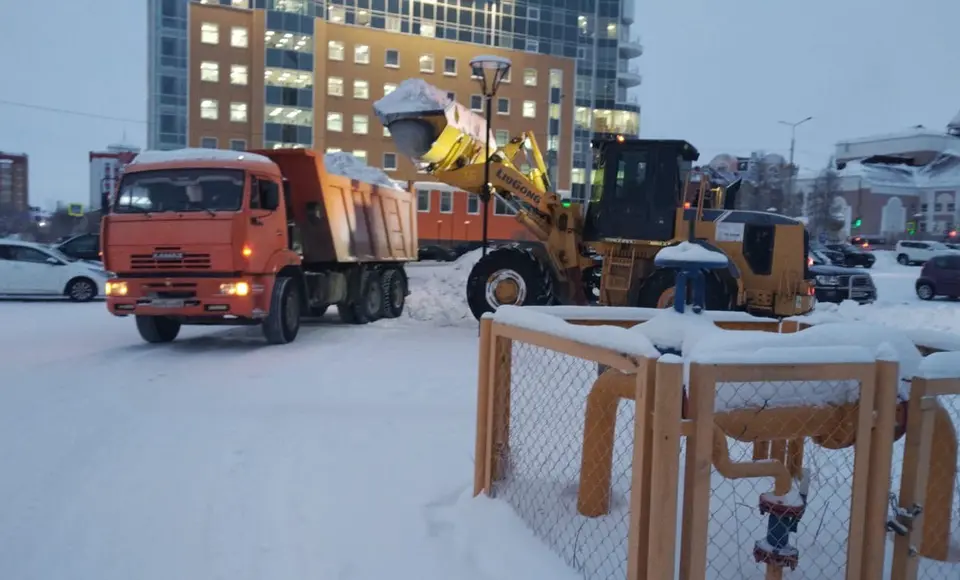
779, 116, 813, 200
469, 55, 512, 257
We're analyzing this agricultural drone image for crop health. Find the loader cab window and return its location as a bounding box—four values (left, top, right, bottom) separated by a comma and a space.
115, 169, 244, 213
743, 224, 775, 276
614, 151, 648, 199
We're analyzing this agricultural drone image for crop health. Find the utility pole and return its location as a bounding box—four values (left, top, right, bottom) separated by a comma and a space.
779, 116, 813, 203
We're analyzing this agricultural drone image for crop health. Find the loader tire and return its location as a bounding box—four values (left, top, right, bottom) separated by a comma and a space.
262, 276, 301, 344
135, 315, 181, 344
380, 267, 407, 319
466, 245, 554, 320
636, 268, 733, 311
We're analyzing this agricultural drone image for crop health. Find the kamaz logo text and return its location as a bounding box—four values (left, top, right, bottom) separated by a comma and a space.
496, 168, 542, 205
152, 252, 183, 260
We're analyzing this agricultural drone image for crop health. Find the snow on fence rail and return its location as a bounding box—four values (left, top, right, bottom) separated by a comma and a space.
473, 306, 960, 580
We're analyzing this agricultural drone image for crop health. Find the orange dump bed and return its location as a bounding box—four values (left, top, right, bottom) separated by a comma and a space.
257, 149, 418, 264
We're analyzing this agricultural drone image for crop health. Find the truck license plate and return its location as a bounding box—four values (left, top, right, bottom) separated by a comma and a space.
150, 298, 185, 308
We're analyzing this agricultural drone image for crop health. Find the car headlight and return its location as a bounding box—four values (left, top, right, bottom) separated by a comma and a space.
219, 282, 250, 296
815, 275, 840, 286
105, 280, 128, 296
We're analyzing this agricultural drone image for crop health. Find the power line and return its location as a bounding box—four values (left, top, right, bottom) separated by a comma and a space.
0, 99, 146, 124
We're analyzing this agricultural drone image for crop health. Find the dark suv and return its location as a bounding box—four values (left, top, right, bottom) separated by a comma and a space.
810, 250, 877, 304
825, 242, 875, 268
916, 254, 960, 300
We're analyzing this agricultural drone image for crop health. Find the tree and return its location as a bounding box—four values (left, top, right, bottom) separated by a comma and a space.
736, 152, 789, 213
805, 160, 845, 241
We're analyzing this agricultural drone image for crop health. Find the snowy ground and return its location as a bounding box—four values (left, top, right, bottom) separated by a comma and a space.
0, 250, 957, 579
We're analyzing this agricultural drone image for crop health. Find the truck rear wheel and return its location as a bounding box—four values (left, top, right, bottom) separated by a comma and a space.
381, 268, 407, 319
338, 269, 384, 324
262, 276, 301, 344
135, 315, 181, 344
466, 245, 554, 320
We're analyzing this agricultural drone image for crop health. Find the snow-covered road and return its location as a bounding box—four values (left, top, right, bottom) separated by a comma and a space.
0, 250, 957, 579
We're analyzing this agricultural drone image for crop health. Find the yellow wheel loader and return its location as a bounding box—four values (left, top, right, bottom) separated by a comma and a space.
374, 79, 815, 320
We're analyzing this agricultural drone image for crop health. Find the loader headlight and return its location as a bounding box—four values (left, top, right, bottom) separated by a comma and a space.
219, 282, 250, 296
105, 280, 128, 296
815, 275, 840, 286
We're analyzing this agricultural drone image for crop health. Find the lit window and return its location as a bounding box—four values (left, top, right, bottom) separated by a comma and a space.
522, 101, 536, 118
200, 99, 218, 120
547, 135, 559, 151
497, 98, 510, 115
549, 69, 562, 89
383, 83, 397, 96
523, 68, 537, 86
200, 61, 219, 82
230, 139, 246, 151
329, 6, 345, 23
383, 153, 398, 171
231, 27, 248, 48
353, 114, 369, 135
230, 102, 248, 122
443, 57, 457, 76
385, 49, 399, 68
327, 77, 344, 96
328, 41, 345, 61
549, 104, 561, 119
470, 95, 483, 112
386, 15, 401, 32
572, 168, 586, 184
230, 65, 248, 85
383, 125, 391, 137
265, 68, 313, 89
606, 22, 617, 39
326, 148, 342, 154
200, 137, 218, 148
421, 22, 436, 37
265, 31, 313, 52
201, 23, 219, 45
495, 130, 509, 147
327, 112, 343, 132
353, 80, 369, 99
419, 54, 435, 73
231, 0, 249, 7
440, 191, 453, 213
353, 150, 367, 162
355, 44, 370, 64
357, 9, 371, 26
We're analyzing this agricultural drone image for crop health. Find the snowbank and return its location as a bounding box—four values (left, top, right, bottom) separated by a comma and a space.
918, 351, 960, 380
655, 241, 729, 266
130, 148, 273, 166
402, 250, 483, 326
323, 152, 400, 189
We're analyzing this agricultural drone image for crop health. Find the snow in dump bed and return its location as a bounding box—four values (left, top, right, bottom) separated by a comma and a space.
654, 241, 729, 266
490, 305, 660, 358
323, 152, 401, 189
372, 78, 451, 123
918, 351, 960, 380
130, 148, 274, 166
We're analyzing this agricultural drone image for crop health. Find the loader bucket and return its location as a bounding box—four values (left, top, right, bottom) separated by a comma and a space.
373, 78, 496, 169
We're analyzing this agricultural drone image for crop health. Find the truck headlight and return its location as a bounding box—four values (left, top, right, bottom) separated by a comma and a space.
815, 275, 840, 286
219, 282, 250, 296
105, 280, 128, 296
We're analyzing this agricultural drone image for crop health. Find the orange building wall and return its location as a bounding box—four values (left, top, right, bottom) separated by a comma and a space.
414, 187, 533, 246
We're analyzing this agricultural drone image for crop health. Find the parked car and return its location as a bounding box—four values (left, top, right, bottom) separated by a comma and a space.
824, 242, 875, 268
0, 239, 108, 302
915, 254, 960, 300
418, 244, 458, 262
895, 240, 958, 265
810, 243, 845, 266
809, 249, 877, 304
55, 233, 101, 263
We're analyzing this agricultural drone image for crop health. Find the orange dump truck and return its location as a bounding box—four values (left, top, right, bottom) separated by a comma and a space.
100, 148, 418, 344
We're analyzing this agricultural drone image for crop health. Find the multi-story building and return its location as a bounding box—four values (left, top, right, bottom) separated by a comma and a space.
148, 0, 643, 205
0, 152, 29, 214
89, 144, 141, 212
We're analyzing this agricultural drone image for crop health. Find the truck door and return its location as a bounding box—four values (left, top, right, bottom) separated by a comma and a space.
248, 175, 288, 260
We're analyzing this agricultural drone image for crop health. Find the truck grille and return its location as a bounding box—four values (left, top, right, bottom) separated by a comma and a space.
131, 247, 212, 270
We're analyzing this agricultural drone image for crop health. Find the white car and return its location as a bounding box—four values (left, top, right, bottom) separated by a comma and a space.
894, 240, 959, 265
0, 239, 108, 302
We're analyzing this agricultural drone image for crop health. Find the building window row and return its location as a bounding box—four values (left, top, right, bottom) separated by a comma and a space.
467, 96, 536, 119
200, 23, 248, 48
199, 61, 249, 86
415, 189, 515, 216
199, 136, 248, 151
264, 29, 312, 52
326, 77, 370, 100
199, 99, 248, 123
264, 67, 313, 89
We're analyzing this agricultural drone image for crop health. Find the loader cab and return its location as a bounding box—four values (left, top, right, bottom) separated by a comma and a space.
583, 138, 700, 243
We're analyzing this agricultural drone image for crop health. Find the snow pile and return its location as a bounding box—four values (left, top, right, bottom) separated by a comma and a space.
403, 250, 483, 326
323, 152, 400, 189
130, 148, 274, 166
655, 241, 729, 266
918, 351, 960, 379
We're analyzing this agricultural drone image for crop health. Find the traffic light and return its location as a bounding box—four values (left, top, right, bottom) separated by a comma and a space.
852, 217, 862, 228
907, 221, 917, 235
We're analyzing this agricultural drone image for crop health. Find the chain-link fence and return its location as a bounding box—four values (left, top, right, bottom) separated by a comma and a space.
489, 341, 636, 580
702, 378, 864, 580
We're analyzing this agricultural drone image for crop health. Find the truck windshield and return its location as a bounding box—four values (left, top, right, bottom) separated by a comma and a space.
114, 169, 245, 214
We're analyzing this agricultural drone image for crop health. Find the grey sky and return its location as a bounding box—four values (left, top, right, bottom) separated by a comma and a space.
0, 0, 957, 209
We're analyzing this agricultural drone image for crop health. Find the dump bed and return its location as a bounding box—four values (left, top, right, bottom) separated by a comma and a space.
255, 149, 418, 264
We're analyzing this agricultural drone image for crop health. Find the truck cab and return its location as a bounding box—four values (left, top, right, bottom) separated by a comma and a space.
102, 149, 417, 345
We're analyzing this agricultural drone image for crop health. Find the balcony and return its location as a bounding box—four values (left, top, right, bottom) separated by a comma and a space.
619, 35, 643, 58
622, 0, 635, 23
617, 65, 642, 87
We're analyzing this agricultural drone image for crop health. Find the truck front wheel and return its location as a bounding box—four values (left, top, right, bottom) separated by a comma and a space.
135, 315, 181, 344
262, 276, 301, 344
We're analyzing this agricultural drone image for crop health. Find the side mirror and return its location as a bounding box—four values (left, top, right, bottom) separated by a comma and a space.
259, 181, 280, 211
